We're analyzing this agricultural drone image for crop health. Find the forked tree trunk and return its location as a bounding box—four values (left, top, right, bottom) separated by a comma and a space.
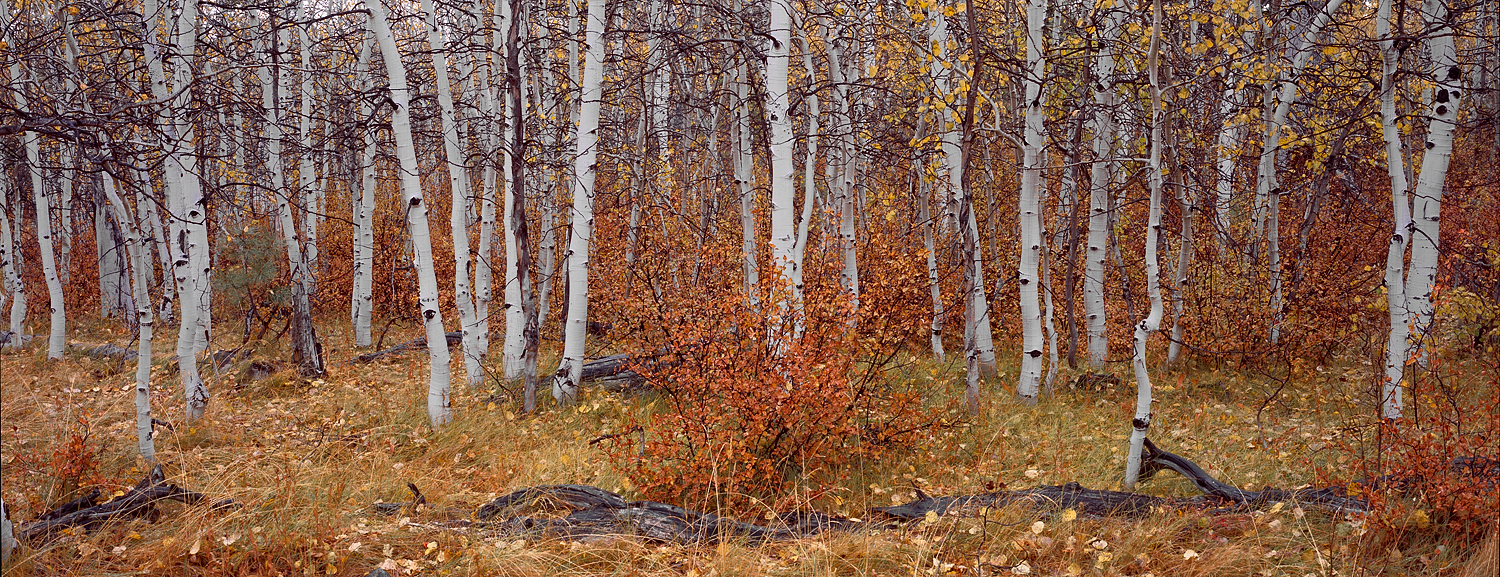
1397, 0, 1462, 385
257, 12, 324, 378
367, 0, 454, 425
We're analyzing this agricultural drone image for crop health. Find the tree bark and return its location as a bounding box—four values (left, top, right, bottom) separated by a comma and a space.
367, 0, 454, 425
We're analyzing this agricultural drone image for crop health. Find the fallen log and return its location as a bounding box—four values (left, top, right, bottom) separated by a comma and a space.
371, 438, 1378, 547
351, 332, 462, 364
19, 466, 235, 545
472, 485, 847, 544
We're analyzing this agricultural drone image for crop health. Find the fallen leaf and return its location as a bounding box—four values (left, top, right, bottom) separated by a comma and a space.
1029, 521, 1045, 534
1058, 508, 1077, 522
1183, 549, 1199, 560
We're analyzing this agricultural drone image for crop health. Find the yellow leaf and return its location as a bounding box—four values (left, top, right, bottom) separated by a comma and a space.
1058, 508, 1077, 522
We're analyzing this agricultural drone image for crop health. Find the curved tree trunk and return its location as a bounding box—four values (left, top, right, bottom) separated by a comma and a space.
367, 0, 454, 425
1124, 0, 1165, 491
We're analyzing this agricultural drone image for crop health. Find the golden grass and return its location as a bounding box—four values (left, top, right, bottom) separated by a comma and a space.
0, 321, 1492, 576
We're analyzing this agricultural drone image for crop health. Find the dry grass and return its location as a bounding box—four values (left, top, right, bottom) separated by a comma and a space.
0, 320, 1491, 576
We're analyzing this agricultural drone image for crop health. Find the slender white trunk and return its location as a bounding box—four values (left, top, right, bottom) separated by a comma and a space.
823, 28, 858, 312
919, 154, 944, 361
925, 2, 995, 372
0, 142, 25, 343
1166, 152, 1195, 367
137, 169, 174, 324
1016, 0, 1048, 400
1254, 0, 1347, 343
1377, 0, 1409, 419
1085, 10, 1121, 369
466, 5, 497, 384
765, 0, 797, 322
102, 171, 157, 464
259, 13, 323, 377
794, 31, 820, 305
1403, 0, 1461, 375
1124, 0, 1164, 491
7, 44, 63, 357
353, 34, 377, 347
554, 0, 608, 404
298, 19, 319, 296
367, 0, 454, 425
735, 62, 760, 308
421, 0, 484, 388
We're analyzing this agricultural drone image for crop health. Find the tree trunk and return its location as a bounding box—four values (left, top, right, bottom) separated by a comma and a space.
1, 152, 26, 342
367, 0, 454, 425
1124, 0, 1164, 491
421, 0, 485, 389
102, 171, 158, 465
554, 0, 609, 405
1016, 0, 1048, 401
1084, 8, 1122, 369
353, 34, 377, 347
1401, 0, 1461, 376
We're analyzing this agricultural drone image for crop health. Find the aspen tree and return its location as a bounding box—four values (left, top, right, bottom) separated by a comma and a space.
1123, 0, 1164, 491
1394, 0, 1463, 401
1016, 0, 1048, 401
0, 94, 24, 342
421, 0, 485, 388
366, 0, 455, 425
257, 12, 324, 378
924, 0, 995, 374
499, 0, 528, 382
101, 168, 157, 464
734, 59, 760, 309
765, 0, 798, 325
1085, 5, 1123, 368
16, 91, 64, 360
352, 33, 377, 347
1252, 0, 1348, 343
554, 0, 609, 404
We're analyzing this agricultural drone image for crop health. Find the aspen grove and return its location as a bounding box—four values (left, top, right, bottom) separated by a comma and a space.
1, 0, 1499, 572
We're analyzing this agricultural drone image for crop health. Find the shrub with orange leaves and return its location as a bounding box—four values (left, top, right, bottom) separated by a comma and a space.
601, 249, 953, 510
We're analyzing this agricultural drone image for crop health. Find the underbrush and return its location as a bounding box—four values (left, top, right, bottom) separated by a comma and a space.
1, 320, 1496, 576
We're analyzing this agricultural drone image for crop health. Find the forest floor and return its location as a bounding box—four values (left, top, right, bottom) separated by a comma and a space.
1, 320, 1496, 576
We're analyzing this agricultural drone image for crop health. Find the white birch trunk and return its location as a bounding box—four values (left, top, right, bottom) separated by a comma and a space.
421, 0, 485, 388
7, 43, 64, 358
367, 0, 455, 425
259, 13, 323, 377
794, 31, 820, 304
1254, 0, 1347, 343
102, 171, 158, 464
1, 147, 25, 342
1085, 8, 1122, 368
919, 155, 944, 361
765, 0, 797, 321
297, 18, 319, 295
96, 202, 129, 319
353, 34, 377, 347
925, 2, 995, 373
553, 0, 608, 404
735, 61, 760, 308
1016, 0, 1048, 400
1377, 0, 1410, 420
823, 28, 858, 312
136, 170, 174, 325
1124, 0, 1164, 491
1402, 0, 1461, 375
500, 0, 528, 382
